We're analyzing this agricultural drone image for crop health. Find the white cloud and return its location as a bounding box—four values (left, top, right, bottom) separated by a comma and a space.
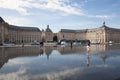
0, 0, 83, 16
3, 16, 29, 26
0, 0, 28, 15
87, 14, 111, 19
0, 0, 115, 20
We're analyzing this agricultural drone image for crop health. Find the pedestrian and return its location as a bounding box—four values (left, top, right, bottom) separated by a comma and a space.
70, 41, 73, 47
86, 43, 90, 53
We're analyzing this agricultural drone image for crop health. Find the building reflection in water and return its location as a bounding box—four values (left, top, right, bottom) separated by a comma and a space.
58, 45, 86, 54
0, 44, 120, 69
0, 46, 44, 68
58, 44, 120, 66
44, 46, 53, 60
0, 46, 54, 68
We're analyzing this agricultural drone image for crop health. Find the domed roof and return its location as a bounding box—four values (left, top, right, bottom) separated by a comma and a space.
45, 25, 52, 32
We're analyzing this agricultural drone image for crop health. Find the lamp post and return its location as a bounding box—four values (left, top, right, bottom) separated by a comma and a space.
1, 22, 5, 46
22, 29, 24, 47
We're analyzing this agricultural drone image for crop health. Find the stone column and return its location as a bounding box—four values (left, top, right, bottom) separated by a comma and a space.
1, 23, 5, 45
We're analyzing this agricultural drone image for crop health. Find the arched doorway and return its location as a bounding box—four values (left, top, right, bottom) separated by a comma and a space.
53, 36, 58, 42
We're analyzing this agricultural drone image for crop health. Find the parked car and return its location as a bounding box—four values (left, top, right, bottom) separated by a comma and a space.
4, 43, 15, 46
31, 42, 40, 45
0, 43, 3, 46
61, 41, 67, 45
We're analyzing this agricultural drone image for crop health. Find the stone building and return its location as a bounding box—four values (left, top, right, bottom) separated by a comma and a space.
58, 22, 120, 43
75, 30, 87, 40
44, 25, 53, 42
87, 22, 120, 43
105, 25, 120, 43
0, 17, 9, 45
86, 23, 106, 43
8, 25, 42, 44
41, 29, 45, 42
58, 29, 88, 42
0, 17, 42, 45
58, 29, 76, 40
1, 16, 120, 44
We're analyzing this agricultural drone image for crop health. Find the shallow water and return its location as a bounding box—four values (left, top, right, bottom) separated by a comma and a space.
0, 44, 120, 80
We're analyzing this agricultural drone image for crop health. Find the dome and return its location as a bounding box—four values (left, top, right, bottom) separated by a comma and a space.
45, 25, 52, 32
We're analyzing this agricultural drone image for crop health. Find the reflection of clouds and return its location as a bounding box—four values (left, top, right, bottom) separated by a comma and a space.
0, 67, 80, 80
0, 67, 28, 80
7, 58, 29, 66
7, 57, 42, 66
31, 68, 80, 80
94, 64, 111, 68
0, 64, 113, 80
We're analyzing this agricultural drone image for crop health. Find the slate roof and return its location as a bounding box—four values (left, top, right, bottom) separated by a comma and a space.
76, 29, 87, 33
45, 25, 52, 32
60, 29, 88, 33
99, 22, 120, 31
0, 17, 5, 23
60, 29, 76, 33
107, 27, 120, 32
46, 28, 52, 32
8, 25, 40, 31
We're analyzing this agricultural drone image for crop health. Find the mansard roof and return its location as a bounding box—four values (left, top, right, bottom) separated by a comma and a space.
60, 22, 120, 33
107, 27, 120, 31
99, 22, 120, 31
45, 25, 52, 32
60, 29, 76, 33
60, 29, 88, 33
8, 25, 41, 31
99, 21, 109, 29
76, 29, 87, 33
0, 17, 5, 23
46, 28, 52, 32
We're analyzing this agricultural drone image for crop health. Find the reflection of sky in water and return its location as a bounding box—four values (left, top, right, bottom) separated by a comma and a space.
0, 45, 120, 80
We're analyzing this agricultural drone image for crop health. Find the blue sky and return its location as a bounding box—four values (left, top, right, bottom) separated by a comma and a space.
0, 0, 120, 32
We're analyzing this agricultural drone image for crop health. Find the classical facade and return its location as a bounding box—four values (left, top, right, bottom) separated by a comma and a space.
86, 23, 106, 43
58, 22, 120, 43
0, 17, 42, 45
0, 17, 9, 45
0, 16, 120, 44
8, 25, 42, 44
58, 29, 76, 40
42, 25, 53, 42
58, 29, 87, 40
